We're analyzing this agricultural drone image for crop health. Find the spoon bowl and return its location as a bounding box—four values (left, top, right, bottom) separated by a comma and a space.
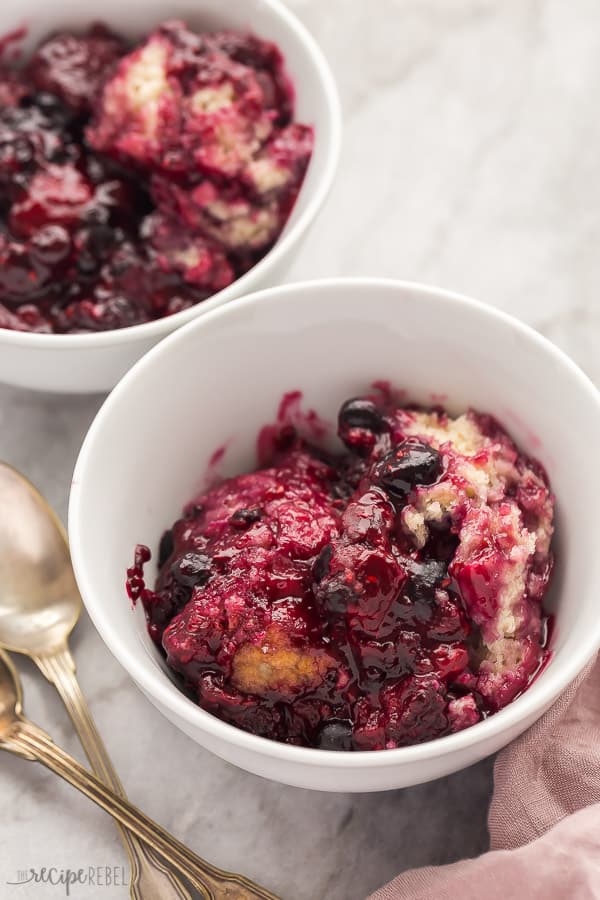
0, 464, 80, 655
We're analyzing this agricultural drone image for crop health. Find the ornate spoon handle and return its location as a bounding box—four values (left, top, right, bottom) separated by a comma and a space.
2, 717, 278, 900
33, 644, 192, 900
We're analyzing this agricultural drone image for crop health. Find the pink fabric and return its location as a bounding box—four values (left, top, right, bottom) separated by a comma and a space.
370, 655, 600, 899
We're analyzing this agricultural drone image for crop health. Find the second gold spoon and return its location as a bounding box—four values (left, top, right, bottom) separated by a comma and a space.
0, 648, 278, 899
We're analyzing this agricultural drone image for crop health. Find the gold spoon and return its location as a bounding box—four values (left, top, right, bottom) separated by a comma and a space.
0, 648, 278, 899
0, 463, 275, 900
0, 463, 191, 899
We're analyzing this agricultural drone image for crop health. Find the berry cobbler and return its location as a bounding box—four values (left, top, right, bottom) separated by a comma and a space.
128, 392, 554, 751
0, 22, 312, 333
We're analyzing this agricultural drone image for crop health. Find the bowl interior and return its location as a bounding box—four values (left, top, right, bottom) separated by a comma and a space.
70, 279, 600, 758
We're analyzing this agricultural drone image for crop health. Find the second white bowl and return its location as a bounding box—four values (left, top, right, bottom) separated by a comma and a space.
0, 0, 341, 393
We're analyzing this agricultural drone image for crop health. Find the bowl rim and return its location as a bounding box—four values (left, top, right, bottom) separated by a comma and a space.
0, 0, 342, 349
69, 276, 600, 768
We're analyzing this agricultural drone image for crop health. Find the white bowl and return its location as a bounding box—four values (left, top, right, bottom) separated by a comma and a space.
0, 0, 341, 393
69, 278, 600, 792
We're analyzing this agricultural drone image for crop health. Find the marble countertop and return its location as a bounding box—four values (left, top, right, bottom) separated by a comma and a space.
1, 1, 598, 897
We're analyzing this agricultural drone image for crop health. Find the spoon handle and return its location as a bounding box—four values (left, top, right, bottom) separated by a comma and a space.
33, 645, 193, 900
3, 717, 278, 900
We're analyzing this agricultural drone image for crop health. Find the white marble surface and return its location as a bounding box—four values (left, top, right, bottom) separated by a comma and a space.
1, 0, 599, 897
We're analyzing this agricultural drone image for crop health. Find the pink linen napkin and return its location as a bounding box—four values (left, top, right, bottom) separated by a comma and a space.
370, 655, 600, 899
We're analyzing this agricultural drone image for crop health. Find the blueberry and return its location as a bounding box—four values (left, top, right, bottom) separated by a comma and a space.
171, 552, 212, 588
85, 154, 113, 184
317, 720, 354, 751
375, 441, 442, 501
76, 225, 116, 276
76, 252, 100, 276
313, 544, 333, 582
158, 529, 174, 568
338, 398, 384, 434
87, 224, 116, 256
230, 507, 262, 527
317, 577, 353, 614
33, 91, 59, 107
405, 558, 447, 603
30, 92, 69, 122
